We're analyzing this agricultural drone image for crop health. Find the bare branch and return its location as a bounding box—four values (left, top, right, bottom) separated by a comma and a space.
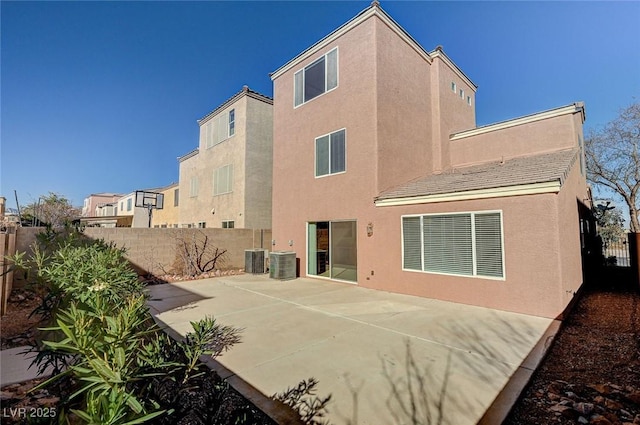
586, 101, 640, 231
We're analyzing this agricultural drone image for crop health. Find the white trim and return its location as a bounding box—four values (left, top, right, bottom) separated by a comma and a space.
450, 104, 583, 141
376, 181, 561, 207
272, 6, 433, 81
400, 210, 505, 281
293, 47, 339, 108
430, 49, 477, 91
314, 127, 347, 178
306, 219, 358, 284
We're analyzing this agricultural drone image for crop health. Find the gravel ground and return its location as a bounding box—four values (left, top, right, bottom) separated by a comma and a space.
504, 284, 640, 425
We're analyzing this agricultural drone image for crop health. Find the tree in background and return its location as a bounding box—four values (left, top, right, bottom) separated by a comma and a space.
593, 203, 626, 243
22, 192, 80, 228
585, 101, 640, 232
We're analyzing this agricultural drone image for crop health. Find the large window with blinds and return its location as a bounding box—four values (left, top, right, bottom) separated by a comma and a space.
204, 109, 235, 149
402, 211, 504, 279
294, 47, 338, 107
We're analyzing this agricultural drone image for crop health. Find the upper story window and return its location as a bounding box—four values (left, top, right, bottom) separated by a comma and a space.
451, 82, 456, 92
315, 129, 346, 177
174, 188, 179, 206
228, 109, 235, 137
459, 88, 464, 98
204, 109, 235, 149
126, 198, 132, 211
294, 47, 338, 107
467, 96, 472, 106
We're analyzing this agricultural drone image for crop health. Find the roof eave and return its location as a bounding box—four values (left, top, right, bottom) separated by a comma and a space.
375, 180, 562, 207
270, 3, 433, 81
198, 86, 273, 125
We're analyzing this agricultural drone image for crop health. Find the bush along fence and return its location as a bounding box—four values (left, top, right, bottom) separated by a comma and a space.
7, 228, 331, 425
11, 227, 272, 287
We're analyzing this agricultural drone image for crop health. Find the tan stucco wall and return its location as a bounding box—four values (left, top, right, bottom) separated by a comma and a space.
244, 98, 274, 229
179, 93, 273, 229
151, 184, 180, 228
82, 228, 271, 275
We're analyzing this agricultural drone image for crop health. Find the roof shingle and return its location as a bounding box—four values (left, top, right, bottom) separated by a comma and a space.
376, 149, 579, 201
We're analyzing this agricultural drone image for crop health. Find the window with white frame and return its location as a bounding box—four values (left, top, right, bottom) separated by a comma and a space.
294, 47, 338, 107
222, 220, 234, 229
213, 164, 234, 195
315, 129, 346, 177
467, 96, 472, 106
228, 109, 235, 137
459, 88, 464, 99
189, 177, 199, 197
402, 211, 504, 279
451, 82, 456, 92
127, 198, 132, 212
204, 109, 234, 149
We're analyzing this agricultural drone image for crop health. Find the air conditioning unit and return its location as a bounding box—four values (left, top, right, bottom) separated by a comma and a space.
245, 249, 268, 274
269, 251, 296, 280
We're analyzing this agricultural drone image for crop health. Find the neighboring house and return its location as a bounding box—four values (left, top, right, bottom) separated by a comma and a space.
178, 86, 273, 229
116, 188, 165, 228
270, 2, 590, 318
96, 203, 117, 217
151, 182, 180, 228
82, 193, 123, 217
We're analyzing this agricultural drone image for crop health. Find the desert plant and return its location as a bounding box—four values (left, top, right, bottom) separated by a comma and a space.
273, 378, 332, 425
173, 230, 228, 276
177, 316, 243, 385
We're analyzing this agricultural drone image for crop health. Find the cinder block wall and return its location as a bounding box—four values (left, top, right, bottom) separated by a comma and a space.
14, 227, 272, 277
82, 228, 272, 275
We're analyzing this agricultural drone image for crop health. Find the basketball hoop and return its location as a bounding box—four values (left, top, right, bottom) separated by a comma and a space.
135, 191, 164, 227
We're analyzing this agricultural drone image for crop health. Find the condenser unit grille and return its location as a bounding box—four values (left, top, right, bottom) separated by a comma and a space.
245, 249, 267, 274
269, 251, 296, 280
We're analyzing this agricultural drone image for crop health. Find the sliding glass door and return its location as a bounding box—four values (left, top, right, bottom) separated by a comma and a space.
308, 221, 357, 283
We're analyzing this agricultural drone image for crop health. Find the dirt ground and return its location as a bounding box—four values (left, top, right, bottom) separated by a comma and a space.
2, 283, 639, 424
505, 285, 640, 425
0, 288, 45, 349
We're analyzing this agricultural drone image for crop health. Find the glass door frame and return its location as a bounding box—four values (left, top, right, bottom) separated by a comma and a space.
307, 220, 357, 284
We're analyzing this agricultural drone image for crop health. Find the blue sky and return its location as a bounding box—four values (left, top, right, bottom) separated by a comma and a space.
2, 1, 639, 209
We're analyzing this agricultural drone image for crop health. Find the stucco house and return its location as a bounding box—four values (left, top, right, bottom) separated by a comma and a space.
178, 86, 273, 229
82, 193, 124, 217
270, 2, 590, 318
151, 182, 180, 228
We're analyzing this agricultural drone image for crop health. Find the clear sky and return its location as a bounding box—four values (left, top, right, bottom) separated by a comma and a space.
2, 1, 639, 209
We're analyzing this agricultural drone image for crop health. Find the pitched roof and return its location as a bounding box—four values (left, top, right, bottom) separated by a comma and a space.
376, 149, 580, 202
269, 2, 476, 89
198, 86, 272, 124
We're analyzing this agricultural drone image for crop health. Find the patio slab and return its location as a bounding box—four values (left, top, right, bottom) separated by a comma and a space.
147, 274, 556, 425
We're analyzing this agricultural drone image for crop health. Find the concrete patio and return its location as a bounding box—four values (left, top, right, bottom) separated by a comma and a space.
147, 274, 558, 425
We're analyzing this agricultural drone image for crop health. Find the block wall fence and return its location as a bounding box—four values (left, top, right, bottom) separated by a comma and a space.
13, 227, 272, 281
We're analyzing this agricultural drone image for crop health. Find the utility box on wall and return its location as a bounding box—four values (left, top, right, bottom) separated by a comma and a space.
269, 251, 296, 280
